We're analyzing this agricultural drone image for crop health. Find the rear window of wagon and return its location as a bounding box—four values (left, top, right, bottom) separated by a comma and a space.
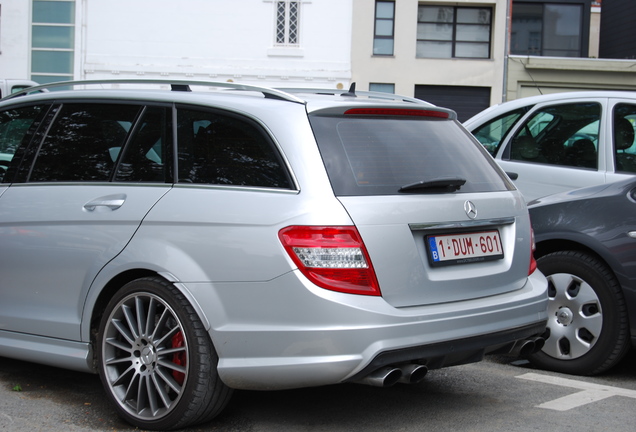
309, 114, 514, 196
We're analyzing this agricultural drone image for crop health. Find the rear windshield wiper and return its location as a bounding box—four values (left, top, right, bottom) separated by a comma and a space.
399, 177, 466, 193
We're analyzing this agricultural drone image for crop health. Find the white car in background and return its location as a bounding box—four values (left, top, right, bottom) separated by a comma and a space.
0, 79, 39, 99
464, 91, 636, 201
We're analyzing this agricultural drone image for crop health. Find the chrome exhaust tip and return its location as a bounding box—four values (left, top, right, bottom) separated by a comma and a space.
398, 364, 428, 384
356, 366, 402, 387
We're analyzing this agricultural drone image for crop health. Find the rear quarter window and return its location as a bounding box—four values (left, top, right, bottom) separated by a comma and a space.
176, 107, 292, 189
309, 113, 513, 196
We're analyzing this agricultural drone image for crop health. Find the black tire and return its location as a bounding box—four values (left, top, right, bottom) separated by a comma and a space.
528, 251, 630, 375
97, 276, 232, 430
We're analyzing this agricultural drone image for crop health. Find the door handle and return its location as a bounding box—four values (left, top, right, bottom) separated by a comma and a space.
506, 171, 519, 180
83, 194, 126, 211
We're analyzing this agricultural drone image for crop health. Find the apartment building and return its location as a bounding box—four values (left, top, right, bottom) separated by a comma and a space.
352, 0, 509, 121
352, 0, 636, 120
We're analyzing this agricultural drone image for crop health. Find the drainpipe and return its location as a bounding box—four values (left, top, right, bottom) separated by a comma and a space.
503, 0, 512, 103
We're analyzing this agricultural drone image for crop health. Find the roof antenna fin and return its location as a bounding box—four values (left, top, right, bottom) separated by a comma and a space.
341, 82, 357, 98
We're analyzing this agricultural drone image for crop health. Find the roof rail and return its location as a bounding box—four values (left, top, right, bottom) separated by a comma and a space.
277, 86, 431, 105
3, 79, 307, 104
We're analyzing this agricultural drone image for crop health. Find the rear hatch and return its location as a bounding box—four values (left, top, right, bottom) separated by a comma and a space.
308, 104, 535, 308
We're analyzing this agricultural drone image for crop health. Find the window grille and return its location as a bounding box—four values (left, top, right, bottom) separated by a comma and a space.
276, 1, 300, 46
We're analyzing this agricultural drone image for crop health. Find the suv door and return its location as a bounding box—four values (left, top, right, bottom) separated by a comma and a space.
0, 102, 172, 340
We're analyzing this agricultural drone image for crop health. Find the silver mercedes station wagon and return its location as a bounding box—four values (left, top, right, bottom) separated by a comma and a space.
0, 80, 548, 430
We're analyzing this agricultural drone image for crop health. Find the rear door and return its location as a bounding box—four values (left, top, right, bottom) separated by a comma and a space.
0, 102, 172, 340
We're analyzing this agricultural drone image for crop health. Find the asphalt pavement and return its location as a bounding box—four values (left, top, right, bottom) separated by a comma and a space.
1, 350, 635, 431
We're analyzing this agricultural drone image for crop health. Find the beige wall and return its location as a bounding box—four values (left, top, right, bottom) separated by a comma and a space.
506, 55, 636, 101
351, 0, 508, 105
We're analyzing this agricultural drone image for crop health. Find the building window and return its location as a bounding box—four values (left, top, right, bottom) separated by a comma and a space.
511, 2, 583, 57
276, 1, 300, 46
369, 83, 395, 94
416, 6, 492, 59
31, 0, 75, 83
373, 1, 395, 56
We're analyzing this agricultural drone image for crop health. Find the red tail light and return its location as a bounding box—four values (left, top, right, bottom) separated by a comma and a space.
278, 226, 381, 296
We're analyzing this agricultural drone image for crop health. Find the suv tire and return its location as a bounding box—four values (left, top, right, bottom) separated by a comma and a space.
97, 277, 232, 430
529, 251, 630, 375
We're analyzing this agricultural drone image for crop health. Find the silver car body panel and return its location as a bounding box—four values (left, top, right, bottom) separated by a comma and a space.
338, 192, 532, 307
0, 329, 91, 372
201, 271, 547, 390
0, 184, 170, 339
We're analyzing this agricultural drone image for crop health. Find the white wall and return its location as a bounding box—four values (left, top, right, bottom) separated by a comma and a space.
0, 0, 32, 79
80, 0, 352, 88
1, 0, 352, 89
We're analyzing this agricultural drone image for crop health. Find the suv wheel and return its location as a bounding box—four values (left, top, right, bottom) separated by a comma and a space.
97, 277, 232, 429
529, 251, 630, 375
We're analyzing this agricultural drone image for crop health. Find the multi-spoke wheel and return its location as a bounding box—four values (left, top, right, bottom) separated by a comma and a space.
97, 277, 232, 430
528, 251, 630, 375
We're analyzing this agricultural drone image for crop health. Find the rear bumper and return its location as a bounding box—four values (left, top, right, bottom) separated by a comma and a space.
185, 270, 548, 390
344, 320, 546, 383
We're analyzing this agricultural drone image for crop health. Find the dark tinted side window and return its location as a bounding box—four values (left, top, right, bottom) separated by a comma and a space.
309, 114, 512, 196
508, 103, 600, 169
0, 105, 46, 182
614, 103, 636, 174
176, 107, 291, 188
114, 106, 172, 182
29, 103, 141, 182
470, 108, 527, 156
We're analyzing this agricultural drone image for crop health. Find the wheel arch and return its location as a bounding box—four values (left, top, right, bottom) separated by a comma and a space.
86, 269, 159, 367
84, 268, 213, 369
535, 237, 605, 264
534, 235, 627, 288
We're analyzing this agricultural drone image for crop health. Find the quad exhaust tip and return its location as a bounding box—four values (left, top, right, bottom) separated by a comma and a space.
356, 364, 428, 387
356, 336, 545, 388
510, 336, 545, 357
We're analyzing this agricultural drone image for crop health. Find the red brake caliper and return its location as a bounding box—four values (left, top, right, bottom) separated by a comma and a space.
171, 331, 186, 385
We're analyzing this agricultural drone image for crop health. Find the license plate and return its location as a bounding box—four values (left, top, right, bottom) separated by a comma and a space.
426, 230, 504, 266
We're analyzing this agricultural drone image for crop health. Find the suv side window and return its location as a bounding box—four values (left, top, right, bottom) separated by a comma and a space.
0, 105, 46, 182
114, 106, 172, 182
29, 103, 141, 182
614, 103, 636, 174
176, 107, 291, 188
508, 103, 600, 169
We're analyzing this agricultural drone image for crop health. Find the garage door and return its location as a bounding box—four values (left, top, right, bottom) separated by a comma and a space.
414, 85, 491, 122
